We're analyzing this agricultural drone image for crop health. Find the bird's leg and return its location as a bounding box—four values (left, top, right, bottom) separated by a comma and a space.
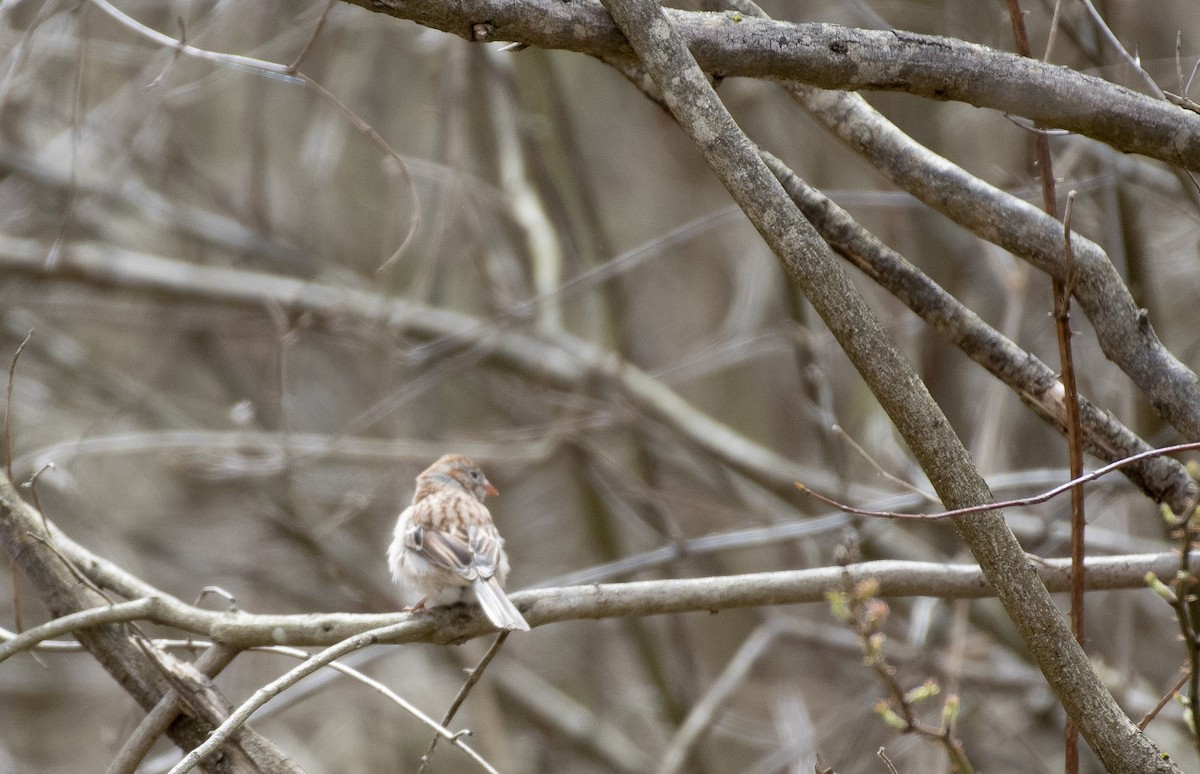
402, 597, 430, 613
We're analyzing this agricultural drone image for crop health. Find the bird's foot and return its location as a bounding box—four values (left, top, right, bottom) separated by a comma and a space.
402, 597, 430, 613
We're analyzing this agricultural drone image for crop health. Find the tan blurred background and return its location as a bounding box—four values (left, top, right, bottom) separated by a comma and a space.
1, 0, 1199, 771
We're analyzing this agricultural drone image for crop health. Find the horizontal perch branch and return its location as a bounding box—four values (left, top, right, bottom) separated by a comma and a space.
3, 551, 1186, 654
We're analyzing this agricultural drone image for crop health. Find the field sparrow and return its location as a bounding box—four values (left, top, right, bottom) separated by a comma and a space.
387, 454, 530, 631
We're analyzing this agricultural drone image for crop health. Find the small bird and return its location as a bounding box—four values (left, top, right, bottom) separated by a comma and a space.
388, 454, 530, 631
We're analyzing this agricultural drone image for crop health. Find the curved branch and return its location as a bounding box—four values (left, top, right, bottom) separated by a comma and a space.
167, 621, 499, 774
338, 0, 1200, 170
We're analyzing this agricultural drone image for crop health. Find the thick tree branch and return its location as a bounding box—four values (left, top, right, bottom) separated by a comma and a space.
336, 0, 1200, 171
108, 644, 242, 774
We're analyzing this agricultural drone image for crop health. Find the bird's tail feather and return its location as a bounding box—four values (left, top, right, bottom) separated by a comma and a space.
473, 578, 530, 631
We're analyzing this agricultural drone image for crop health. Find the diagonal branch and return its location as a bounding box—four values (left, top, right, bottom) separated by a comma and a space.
166, 620, 501, 774
785, 83, 1200, 441
759, 151, 1196, 513
591, 0, 1177, 770
0, 476, 302, 773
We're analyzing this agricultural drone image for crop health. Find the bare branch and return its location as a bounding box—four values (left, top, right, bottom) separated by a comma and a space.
760, 151, 1196, 513
656, 621, 783, 774
0, 474, 303, 773
4, 489, 1191, 651
797, 441, 1200, 521
591, 0, 1177, 769
106, 644, 241, 774
784, 83, 1200, 440
166, 621, 500, 774
418, 631, 510, 773
4, 328, 32, 482
88, 0, 300, 81
336, 0, 1200, 170
0, 597, 156, 663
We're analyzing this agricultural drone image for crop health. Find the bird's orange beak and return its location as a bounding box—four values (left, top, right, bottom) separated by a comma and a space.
485, 482, 499, 497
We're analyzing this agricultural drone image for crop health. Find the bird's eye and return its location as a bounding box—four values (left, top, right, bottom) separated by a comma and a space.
470, 470, 483, 481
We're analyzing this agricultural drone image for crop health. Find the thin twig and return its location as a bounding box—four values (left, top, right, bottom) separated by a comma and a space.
5, 328, 33, 636
84, 0, 420, 271
12, 630, 498, 764
1139, 670, 1189, 731
297, 72, 421, 274
656, 621, 784, 774
166, 621, 499, 774
4, 328, 32, 483
830, 424, 938, 503
796, 440, 1200, 521
22, 461, 54, 534
1043, 0, 1066, 62
1076, 0, 1163, 97
1058, 190, 1085, 650
87, 0, 299, 80
1056, 187, 1085, 774
418, 631, 510, 773
44, 8, 88, 270
26, 530, 110, 600
1172, 494, 1200, 751
288, 0, 335, 72
830, 574, 973, 772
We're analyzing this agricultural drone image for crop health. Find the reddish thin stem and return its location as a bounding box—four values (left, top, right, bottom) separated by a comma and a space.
796, 441, 1200, 520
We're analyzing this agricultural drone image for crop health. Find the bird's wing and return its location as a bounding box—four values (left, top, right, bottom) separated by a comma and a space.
467, 523, 502, 580
404, 494, 491, 581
